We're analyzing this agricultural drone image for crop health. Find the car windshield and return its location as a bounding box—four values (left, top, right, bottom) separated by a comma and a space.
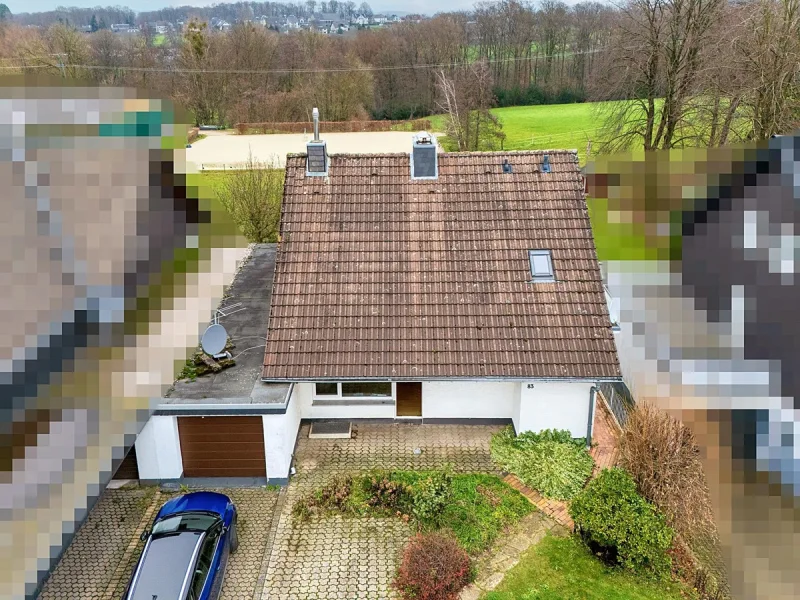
152, 512, 220, 536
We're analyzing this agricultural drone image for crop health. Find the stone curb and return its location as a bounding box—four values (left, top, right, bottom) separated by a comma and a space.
255, 485, 289, 600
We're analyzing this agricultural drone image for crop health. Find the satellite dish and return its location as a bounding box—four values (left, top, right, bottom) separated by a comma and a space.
200, 323, 228, 356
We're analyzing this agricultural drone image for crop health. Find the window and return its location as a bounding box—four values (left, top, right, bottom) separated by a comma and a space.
341, 382, 392, 397
314, 382, 338, 396
528, 249, 555, 281
189, 528, 219, 599
313, 382, 394, 400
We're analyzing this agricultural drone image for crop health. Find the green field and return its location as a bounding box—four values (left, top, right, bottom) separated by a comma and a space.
153, 33, 166, 46
431, 102, 608, 164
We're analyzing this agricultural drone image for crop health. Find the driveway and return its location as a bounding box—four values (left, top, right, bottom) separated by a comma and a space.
38, 485, 279, 600
186, 131, 441, 170
259, 422, 504, 600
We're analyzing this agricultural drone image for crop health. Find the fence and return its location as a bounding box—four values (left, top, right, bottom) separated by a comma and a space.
233, 118, 433, 135
597, 381, 634, 429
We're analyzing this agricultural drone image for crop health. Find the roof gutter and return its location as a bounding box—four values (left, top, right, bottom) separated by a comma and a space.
262, 376, 624, 383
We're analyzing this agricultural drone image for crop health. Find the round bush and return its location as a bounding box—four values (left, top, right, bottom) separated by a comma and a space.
393, 532, 472, 600
569, 467, 674, 578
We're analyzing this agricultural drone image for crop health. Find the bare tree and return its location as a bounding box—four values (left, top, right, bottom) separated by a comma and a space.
734, 0, 800, 139
593, 0, 723, 152
436, 59, 505, 151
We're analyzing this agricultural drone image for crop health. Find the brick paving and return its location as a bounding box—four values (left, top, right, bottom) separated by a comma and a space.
502, 399, 621, 530
591, 393, 622, 474
260, 422, 504, 600
40, 485, 279, 600
38, 486, 157, 600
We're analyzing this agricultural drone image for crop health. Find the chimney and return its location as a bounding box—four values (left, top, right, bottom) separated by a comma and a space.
411, 131, 438, 179
306, 107, 328, 177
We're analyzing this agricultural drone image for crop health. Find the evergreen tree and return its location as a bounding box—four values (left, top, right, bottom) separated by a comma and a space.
90, 14, 98, 32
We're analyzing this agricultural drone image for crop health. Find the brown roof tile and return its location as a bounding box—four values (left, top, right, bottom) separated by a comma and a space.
262, 150, 621, 380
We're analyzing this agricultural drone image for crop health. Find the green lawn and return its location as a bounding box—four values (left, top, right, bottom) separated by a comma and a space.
430, 102, 610, 164
484, 535, 694, 600
152, 33, 166, 46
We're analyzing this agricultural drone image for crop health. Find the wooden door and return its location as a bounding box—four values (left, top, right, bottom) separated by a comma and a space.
396, 382, 422, 417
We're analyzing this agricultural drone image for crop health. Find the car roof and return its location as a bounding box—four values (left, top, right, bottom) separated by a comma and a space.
129, 531, 204, 600
156, 491, 231, 521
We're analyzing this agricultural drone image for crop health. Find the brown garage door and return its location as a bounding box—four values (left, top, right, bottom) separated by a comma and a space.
177, 416, 266, 477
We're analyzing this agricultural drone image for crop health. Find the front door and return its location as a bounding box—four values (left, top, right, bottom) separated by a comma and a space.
396, 382, 422, 417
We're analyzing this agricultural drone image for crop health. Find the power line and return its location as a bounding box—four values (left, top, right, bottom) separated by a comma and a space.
0, 47, 608, 75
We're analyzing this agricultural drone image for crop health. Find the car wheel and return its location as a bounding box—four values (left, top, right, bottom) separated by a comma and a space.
229, 514, 239, 554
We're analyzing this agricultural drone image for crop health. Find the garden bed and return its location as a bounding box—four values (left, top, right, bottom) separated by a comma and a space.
292, 469, 533, 555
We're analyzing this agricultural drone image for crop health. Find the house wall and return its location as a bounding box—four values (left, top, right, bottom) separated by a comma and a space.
135, 415, 183, 479
262, 392, 302, 484
517, 381, 593, 438
294, 382, 397, 420
421, 381, 518, 419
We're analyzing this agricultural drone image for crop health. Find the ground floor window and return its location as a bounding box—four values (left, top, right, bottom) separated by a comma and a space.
313, 382, 394, 401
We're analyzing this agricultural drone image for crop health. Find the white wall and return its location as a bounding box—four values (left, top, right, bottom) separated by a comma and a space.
262, 389, 302, 482
135, 415, 183, 479
422, 381, 518, 419
517, 381, 593, 438
293, 382, 397, 419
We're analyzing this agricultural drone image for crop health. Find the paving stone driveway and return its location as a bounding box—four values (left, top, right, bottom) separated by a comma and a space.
39, 485, 279, 600
38, 486, 157, 600
260, 422, 505, 600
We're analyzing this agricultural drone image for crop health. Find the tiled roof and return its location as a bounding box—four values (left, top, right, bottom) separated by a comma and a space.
262, 150, 621, 380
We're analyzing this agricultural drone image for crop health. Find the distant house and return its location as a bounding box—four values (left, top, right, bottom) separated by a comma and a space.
287, 14, 300, 29
354, 14, 369, 26
372, 14, 388, 24
333, 21, 349, 33
390, 14, 401, 22
110, 23, 130, 33
78, 25, 92, 33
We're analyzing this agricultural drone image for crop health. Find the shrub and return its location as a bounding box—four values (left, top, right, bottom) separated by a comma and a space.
411, 469, 453, 526
569, 468, 674, 578
618, 402, 730, 598
393, 532, 473, 600
618, 402, 717, 545
291, 475, 352, 521
367, 475, 413, 511
490, 426, 594, 500
216, 152, 283, 243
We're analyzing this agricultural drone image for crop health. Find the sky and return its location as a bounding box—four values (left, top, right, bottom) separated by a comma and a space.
9, 0, 481, 16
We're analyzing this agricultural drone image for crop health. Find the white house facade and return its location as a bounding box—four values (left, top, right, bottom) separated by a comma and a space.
139, 378, 600, 484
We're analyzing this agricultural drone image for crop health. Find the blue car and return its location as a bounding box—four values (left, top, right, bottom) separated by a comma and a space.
123, 491, 239, 600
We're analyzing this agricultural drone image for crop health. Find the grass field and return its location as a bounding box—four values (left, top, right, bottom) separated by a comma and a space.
430, 102, 609, 164
484, 535, 694, 600
152, 33, 166, 46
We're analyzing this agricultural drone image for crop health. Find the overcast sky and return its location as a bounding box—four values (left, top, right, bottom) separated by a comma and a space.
9, 0, 483, 16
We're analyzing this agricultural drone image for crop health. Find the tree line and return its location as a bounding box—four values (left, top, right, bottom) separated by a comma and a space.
1, 0, 798, 150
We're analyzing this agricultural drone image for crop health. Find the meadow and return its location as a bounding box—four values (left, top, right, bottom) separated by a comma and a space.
430, 101, 611, 165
